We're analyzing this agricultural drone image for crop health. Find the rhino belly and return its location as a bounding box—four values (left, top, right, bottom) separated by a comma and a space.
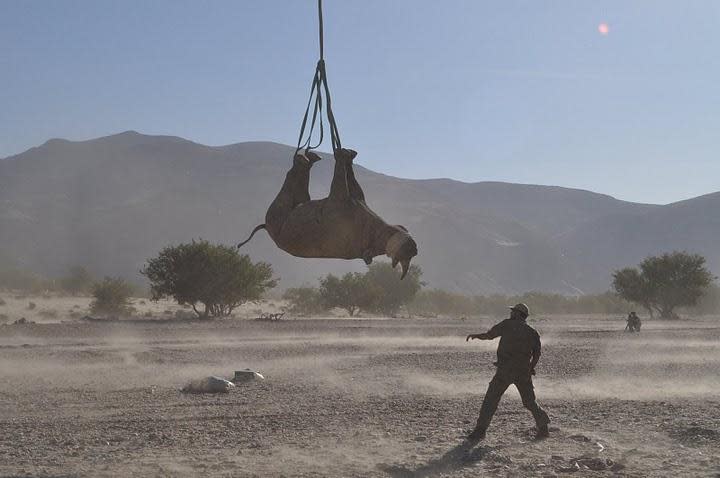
275, 203, 363, 259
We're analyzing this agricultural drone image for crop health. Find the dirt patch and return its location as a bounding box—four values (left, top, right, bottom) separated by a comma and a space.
1, 315, 719, 476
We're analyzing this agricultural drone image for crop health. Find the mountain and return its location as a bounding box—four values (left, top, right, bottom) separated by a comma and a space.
0, 131, 716, 295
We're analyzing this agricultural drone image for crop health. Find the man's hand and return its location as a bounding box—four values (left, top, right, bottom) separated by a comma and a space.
466, 333, 488, 341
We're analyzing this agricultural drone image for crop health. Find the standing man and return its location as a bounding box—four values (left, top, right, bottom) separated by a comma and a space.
465, 303, 550, 441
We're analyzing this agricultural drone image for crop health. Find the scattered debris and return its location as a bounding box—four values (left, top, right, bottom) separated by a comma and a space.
574, 457, 614, 471
255, 312, 284, 321
13, 317, 34, 325
81, 315, 109, 322
181, 376, 236, 394
233, 369, 265, 383
670, 426, 720, 445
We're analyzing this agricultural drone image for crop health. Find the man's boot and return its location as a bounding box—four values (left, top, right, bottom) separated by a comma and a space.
466, 420, 487, 441
536, 423, 549, 439
467, 427, 486, 441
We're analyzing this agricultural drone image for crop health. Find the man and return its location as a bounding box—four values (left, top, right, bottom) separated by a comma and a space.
626, 311, 641, 332
465, 303, 550, 441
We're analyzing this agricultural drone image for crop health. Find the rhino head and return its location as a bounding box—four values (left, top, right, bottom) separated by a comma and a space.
386, 227, 418, 280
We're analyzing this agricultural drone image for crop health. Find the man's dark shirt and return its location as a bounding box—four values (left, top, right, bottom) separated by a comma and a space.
486, 318, 541, 370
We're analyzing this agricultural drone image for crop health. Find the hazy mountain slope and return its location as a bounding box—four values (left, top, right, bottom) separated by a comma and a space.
0, 132, 715, 294
558, 192, 720, 291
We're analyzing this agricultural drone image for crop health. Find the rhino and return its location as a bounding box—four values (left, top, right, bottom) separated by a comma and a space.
238, 148, 418, 278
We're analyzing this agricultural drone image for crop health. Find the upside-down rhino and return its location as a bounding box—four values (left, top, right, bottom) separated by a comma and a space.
238, 148, 418, 278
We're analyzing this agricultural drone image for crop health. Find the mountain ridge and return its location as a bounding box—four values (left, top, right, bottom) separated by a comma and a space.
1, 131, 716, 294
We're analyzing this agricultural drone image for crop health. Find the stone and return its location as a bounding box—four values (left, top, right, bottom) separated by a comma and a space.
181, 376, 235, 394
233, 369, 265, 383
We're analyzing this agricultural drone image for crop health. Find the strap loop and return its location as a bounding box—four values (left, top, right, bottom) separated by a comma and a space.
295, 0, 342, 156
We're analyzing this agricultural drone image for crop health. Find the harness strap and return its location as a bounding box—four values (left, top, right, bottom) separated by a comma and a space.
295, 0, 342, 156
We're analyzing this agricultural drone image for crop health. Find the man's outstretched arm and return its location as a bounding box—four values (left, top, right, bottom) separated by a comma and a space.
466, 332, 492, 341
466, 321, 505, 342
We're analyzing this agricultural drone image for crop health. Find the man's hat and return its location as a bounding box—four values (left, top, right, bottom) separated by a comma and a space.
509, 303, 530, 317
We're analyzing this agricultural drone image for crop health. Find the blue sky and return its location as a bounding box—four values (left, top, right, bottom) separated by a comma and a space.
1, 1, 719, 204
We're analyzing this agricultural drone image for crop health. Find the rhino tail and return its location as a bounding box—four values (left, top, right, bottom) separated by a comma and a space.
237, 224, 267, 249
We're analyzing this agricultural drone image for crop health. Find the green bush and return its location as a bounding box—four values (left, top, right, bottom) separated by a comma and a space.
364, 262, 424, 316
283, 286, 327, 316
142, 240, 277, 319
613, 251, 715, 318
90, 277, 134, 316
319, 273, 371, 317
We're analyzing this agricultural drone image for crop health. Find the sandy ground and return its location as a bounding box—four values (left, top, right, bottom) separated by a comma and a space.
1, 296, 719, 477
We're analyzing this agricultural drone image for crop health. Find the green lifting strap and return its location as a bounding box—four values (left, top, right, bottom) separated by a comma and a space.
295, 0, 342, 156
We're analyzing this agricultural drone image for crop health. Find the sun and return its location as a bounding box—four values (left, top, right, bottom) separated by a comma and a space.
598, 23, 609, 36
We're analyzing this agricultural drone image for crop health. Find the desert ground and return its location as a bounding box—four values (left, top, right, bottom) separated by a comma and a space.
1, 295, 719, 477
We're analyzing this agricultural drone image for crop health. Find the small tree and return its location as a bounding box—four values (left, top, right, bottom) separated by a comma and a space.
365, 262, 424, 316
283, 286, 327, 316
91, 277, 134, 315
319, 272, 371, 317
612, 268, 654, 317
142, 240, 277, 319
59, 266, 94, 295
612, 251, 715, 319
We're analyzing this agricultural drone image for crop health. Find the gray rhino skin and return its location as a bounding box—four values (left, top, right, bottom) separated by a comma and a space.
239, 148, 418, 278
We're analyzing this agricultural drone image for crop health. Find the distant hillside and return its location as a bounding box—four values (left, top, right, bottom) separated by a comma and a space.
1, 131, 716, 294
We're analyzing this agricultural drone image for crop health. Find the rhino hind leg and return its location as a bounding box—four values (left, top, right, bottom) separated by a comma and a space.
329, 148, 361, 203
345, 152, 366, 202
266, 152, 320, 231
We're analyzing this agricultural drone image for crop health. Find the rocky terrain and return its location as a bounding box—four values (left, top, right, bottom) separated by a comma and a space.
1, 303, 718, 477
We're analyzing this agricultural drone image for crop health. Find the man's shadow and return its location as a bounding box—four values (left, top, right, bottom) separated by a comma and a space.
378, 440, 487, 478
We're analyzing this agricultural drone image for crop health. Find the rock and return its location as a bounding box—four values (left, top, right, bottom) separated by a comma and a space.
576, 457, 609, 471
557, 462, 580, 473
233, 369, 265, 383
181, 376, 235, 394
414, 436, 427, 442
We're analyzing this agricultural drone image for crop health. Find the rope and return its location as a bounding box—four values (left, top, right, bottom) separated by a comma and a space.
295, 0, 342, 156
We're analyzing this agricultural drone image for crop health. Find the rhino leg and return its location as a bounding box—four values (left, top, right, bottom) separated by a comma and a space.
267, 152, 321, 231
329, 148, 359, 203
346, 152, 366, 202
